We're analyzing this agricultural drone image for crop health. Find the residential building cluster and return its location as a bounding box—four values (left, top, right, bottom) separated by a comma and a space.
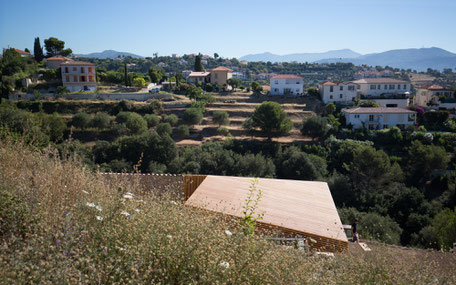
186, 66, 233, 86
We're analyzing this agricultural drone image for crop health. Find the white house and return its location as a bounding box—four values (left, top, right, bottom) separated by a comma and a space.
414, 84, 454, 107
351, 78, 411, 97
342, 107, 416, 130
61, 61, 97, 92
318, 81, 358, 104
269, 74, 304, 95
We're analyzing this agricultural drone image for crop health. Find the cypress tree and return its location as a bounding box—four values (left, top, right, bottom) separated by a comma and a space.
194, 55, 203, 72
124, 63, 128, 87
33, 37, 44, 62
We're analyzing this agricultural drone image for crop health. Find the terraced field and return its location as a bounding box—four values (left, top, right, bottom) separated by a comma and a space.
163, 92, 323, 146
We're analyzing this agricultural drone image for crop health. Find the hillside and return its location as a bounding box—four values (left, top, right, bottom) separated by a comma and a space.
1, 139, 455, 283
239, 49, 361, 63
76, 49, 143, 59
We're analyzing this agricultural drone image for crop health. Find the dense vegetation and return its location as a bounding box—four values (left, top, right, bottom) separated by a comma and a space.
1, 139, 455, 283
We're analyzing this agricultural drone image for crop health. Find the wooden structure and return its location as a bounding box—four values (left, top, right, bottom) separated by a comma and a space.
184, 175, 348, 252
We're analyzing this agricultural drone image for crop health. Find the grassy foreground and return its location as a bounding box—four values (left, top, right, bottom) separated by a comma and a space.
0, 139, 455, 284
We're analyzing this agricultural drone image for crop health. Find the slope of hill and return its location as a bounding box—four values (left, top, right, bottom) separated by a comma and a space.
239, 49, 361, 63
316, 47, 456, 71
76, 49, 143, 59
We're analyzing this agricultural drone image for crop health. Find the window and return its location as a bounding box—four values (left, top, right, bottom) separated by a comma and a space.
73, 67, 77, 71
81, 67, 85, 73
340, 86, 343, 91
73, 75, 77, 82
88, 67, 93, 73
330, 86, 333, 92
357, 85, 360, 90
275, 80, 278, 84
370, 85, 376, 90
354, 114, 360, 118
389, 84, 395, 89
403, 84, 407, 89
80, 76, 86, 82
384, 85, 388, 89
296, 81, 300, 84
348, 85, 355, 91
296, 89, 300, 92
274, 88, 279, 92
65, 75, 69, 82
215, 73, 218, 79
369, 115, 375, 121
89, 76, 94, 82
386, 104, 397, 107
378, 85, 381, 89
340, 94, 343, 99
397, 84, 401, 89
65, 67, 69, 73
330, 95, 333, 99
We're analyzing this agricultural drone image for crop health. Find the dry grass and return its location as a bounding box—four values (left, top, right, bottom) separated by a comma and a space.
0, 138, 455, 284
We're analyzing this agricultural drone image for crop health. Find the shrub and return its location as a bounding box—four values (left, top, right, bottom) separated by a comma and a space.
251, 101, 292, 138
217, 127, 230, 136
56, 86, 69, 95
144, 114, 160, 128
91, 113, 111, 129
212, 111, 230, 126
72, 112, 91, 130
156, 122, 172, 136
115, 111, 131, 124
133, 77, 146, 88
175, 124, 189, 137
125, 113, 147, 135
40, 113, 67, 142
301, 116, 329, 141
148, 161, 167, 173
360, 101, 379, 107
163, 114, 179, 126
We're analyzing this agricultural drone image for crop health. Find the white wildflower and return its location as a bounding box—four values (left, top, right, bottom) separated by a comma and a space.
123, 194, 133, 199
134, 209, 141, 213
86, 202, 95, 208
96, 205, 103, 212
219, 261, 230, 269
167, 235, 173, 239
82, 190, 89, 194
120, 211, 130, 217
96, 216, 103, 221
224, 230, 233, 236
170, 201, 178, 205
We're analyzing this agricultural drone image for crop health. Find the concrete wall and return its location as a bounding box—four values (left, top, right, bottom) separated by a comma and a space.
344, 112, 416, 129
9, 92, 173, 101
361, 98, 409, 108
319, 83, 357, 104
358, 83, 411, 97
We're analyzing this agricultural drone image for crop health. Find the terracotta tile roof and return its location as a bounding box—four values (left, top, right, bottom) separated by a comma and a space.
47, 55, 73, 61
211, 66, 233, 72
188, 72, 210, 77
14, 48, 31, 55
419, 84, 452, 91
319, 81, 355, 86
342, 107, 416, 114
271, 74, 303, 79
60, 61, 95, 66
352, 78, 409, 84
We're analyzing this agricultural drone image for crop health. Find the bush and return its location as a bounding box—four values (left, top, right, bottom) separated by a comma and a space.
163, 114, 179, 126
72, 112, 91, 130
217, 127, 230, 136
115, 111, 131, 124
156, 122, 172, 136
175, 124, 189, 137
133, 77, 146, 88
144, 114, 160, 128
251, 101, 292, 138
91, 113, 111, 129
183, 107, 203, 127
40, 113, 67, 142
360, 101, 379, 107
56, 86, 69, 95
125, 113, 147, 135
148, 161, 167, 173
212, 111, 230, 126
301, 116, 329, 141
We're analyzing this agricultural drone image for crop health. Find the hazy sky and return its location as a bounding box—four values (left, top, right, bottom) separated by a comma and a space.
1, 0, 455, 58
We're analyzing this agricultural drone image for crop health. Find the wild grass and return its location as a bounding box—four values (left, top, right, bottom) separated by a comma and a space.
0, 138, 455, 284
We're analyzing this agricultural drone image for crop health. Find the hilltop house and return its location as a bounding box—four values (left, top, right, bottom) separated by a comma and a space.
187, 72, 210, 84
342, 107, 416, 130
210, 66, 233, 86
414, 84, 455, 107
46, 55, 73, 69
352, 78, 411, 97
269, 74, 304, 95
13, 48, 32, 57
61, 61, 97, 92
318, 81, 357, 104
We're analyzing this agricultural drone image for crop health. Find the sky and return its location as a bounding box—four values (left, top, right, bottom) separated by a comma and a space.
0, 0, 455, 58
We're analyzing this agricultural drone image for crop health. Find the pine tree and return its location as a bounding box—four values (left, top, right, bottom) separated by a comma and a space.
33, 37, 44, 62
194, 55, 203, 72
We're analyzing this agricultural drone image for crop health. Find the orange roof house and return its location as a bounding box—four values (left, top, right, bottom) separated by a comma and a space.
46, 55, 74, 69
184, 175, 348, 252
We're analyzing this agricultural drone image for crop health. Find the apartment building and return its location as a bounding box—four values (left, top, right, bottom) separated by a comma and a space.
269, 74, 304, 95
61, 61, 97, 92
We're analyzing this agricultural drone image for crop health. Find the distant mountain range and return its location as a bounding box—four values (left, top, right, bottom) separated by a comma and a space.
240, 47, 456, 71
239, 49, 361, 63
76, 50, 143, 59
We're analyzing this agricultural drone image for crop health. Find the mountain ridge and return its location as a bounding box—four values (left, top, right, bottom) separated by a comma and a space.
76, 49, 143, 59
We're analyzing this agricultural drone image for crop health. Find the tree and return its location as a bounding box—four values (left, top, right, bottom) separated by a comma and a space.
125, 112, 147, 135
149, 66, 164, 84
91, 113, 111, 129
43, 69, 57, 81
277, 147, 324, 180
124, 63, 129, 87
301, 116, 329, 141
175, 124, 190, 137
183, 107, 203, 127
212, 110, 230, 126
251, 81, 263, 93
306, 87, 319, 96
72, 112, 91, 129
133, 77, 146, 88
194, 55, 203, 72
33, 37, 44, 62
156, 122, 172, 136
360, 101, 379, 107
325, 102, 336, 115
40, 113, 67, 142
186, 86, 204, 101
144, 114, 160, 128
214, 53, 219, 59
44, 37, 65, 57
227, 78, 240, 91
251, 101, 292, 139
56, 86, 69, 95
60, 48, 72, 57
431, 207, 456, 250
1, 48, 26, 75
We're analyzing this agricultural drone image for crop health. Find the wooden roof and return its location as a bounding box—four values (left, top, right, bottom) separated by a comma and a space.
185, 175, 347, 244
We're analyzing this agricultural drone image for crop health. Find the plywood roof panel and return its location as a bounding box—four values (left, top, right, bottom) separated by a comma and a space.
185, 175, 347, 242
